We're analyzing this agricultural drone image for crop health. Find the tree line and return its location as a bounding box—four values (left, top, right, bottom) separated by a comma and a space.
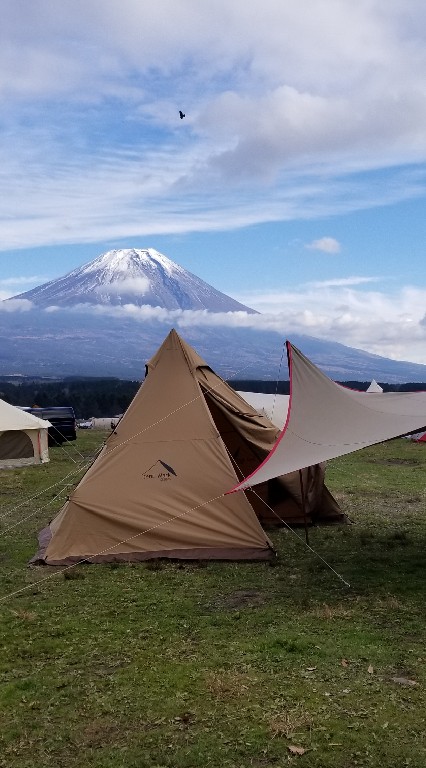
1, 377, 426, 419
234, 380, 426, 394
0, 378, 141, 419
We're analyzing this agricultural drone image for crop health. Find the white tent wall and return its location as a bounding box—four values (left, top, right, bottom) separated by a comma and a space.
236, 392, 289, 429
0, 399, 50, 468
0, 427, 49, 468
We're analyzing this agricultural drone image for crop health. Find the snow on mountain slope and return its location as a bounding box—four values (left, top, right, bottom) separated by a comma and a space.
12, 248, 258, 314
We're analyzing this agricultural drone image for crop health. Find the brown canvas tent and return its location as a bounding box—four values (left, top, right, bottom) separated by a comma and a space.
32, 330, 342, 566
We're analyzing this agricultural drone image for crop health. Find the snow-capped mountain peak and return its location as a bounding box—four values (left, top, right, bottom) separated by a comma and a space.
79, 248, 183, 278
10, 247, 258, 313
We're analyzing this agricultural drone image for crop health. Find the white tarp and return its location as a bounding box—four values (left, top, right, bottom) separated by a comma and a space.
230, 342, 426, 492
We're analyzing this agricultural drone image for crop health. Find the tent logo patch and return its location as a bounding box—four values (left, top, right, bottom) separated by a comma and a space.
142, 459, 177, 482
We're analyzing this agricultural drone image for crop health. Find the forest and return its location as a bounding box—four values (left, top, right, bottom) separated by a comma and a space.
1, 377, 426, 419
0, 378, 141, 419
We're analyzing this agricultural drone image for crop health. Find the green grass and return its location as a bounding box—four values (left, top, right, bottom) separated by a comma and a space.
1, 433, 426, 767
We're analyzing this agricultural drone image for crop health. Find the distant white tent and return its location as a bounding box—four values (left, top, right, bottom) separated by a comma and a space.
0, 399, 50, 469
366, 379, 383, 393
237, 392, 289, 429
230, 342, 426, 492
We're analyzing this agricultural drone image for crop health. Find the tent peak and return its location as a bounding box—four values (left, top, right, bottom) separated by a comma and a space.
146, 329, 211, 374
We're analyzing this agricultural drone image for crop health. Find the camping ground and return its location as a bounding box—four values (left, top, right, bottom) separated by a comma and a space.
0, 430, 425, 767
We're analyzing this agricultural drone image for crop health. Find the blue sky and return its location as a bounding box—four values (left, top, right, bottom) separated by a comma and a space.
1, 1, 426, 363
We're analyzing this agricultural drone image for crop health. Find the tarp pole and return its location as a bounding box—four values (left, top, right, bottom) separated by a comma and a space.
298, 469, 309, 545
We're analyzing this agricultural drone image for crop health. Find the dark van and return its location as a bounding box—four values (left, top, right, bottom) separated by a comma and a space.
19, 406, 77, 446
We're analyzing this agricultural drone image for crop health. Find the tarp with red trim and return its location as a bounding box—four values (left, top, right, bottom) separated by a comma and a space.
230, 342, 426, 492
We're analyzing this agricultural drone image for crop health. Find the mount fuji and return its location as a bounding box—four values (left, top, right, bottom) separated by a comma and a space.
12, 248, 257, 314
2, 247, 426, 383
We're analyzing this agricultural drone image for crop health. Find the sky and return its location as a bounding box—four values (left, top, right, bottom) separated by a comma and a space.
1, 0, 426, 364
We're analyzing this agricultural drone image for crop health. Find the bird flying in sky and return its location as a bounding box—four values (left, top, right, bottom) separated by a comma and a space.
179, 110, 185, 119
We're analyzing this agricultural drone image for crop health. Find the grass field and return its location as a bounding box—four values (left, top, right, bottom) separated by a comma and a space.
0, 430, 425, 767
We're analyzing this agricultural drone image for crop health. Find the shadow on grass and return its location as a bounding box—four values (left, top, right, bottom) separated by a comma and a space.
270, 518, 426, 602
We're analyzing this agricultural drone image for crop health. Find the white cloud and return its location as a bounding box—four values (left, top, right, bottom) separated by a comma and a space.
0, 140, 424, 252
308, 277, 379, 288
232, 283, 426, 363
35, 280, 426, 365
95, 277, 150, 295
0, 3, 426, 249
0, 298, 33, 312
306, 237, 341, 254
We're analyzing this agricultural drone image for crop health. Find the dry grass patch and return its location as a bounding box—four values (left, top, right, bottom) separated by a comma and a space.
205, 669, 255, 700
375, 595, 405, 611
79, 718, 126, 749
311, 602, 355, 620
9, 608, 37, 621
205, 588, 269, 612
267, 704, 313, 740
